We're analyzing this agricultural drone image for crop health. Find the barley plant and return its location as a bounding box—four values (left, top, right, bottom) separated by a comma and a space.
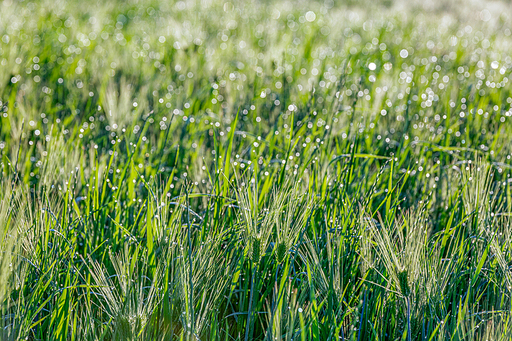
2, 0, 512, 339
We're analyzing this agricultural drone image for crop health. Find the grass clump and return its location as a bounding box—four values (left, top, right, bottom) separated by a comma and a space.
3, 0, 512, 339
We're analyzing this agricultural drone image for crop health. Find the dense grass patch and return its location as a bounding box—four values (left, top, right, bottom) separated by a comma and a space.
2, 0, 512, 339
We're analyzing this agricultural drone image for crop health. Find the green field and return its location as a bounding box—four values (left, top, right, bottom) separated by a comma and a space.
2, 0, 512, 339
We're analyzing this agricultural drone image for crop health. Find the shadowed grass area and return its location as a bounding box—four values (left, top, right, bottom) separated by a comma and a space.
2, 0, 512, 339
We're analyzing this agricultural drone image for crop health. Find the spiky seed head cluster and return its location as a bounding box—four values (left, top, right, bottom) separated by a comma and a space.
398, 269, 410, 297
252, 236, 261, 264
276, 242, 287, 263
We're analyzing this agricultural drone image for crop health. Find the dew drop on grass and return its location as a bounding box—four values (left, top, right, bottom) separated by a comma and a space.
305, 11, 316, 22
